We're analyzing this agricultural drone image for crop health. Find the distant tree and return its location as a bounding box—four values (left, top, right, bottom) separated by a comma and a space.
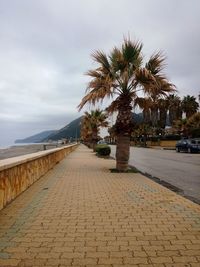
134, 97, 151, 124
81, 110, 108, 150
182, 95, 199, 118
167, 94, 182, 125
135, 96, 170, 129
158, 98, 169, 129
108, 126, 116, 144
81, 115, 93, 145
187, 112, 200, 137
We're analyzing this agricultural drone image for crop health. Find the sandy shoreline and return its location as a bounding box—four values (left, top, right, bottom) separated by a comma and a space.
0, 144, 58, 160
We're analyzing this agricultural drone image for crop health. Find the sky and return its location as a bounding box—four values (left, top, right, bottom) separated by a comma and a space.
0, 0, 199, 146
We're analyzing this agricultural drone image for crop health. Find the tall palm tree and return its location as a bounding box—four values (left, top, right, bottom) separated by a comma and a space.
81, 110, 108, 150
108, 126, 116, 144
134, 97, 151, 124
182, 95, 199, 118
78, 38, 175, 171
144, 53, 175, 127
158, 98, 169, 129
167, 94, 182, 125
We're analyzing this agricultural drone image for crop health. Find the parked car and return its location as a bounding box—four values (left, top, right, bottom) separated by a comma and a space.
176, 139, 200, 153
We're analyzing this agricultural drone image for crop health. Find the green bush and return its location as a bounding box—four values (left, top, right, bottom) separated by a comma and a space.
95, 144, 111, 156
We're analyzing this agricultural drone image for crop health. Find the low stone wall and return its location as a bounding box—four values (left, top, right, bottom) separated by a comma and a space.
0, 144, 79, 210
160, 140, 177, 147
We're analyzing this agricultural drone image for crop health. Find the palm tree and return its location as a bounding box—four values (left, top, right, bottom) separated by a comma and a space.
78, 38, 175, 171
108, 126, 116, 144
158, 98, 169, 129
167, 94, 182, 125
187, 112, 200, 137
182, 95, 199, 118
135, 96, 169, 128
134, 97, 151, 124
81, 110, 108, 150
81, 115, 93, 146
144, 53, 176, 128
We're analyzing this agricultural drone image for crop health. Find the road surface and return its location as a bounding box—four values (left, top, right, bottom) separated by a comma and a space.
110, 145, 200, 203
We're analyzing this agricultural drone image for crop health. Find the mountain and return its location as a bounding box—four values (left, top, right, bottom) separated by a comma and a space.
15, 130, 57, 144
42, 116, 83, 141
15, 113, 146, 144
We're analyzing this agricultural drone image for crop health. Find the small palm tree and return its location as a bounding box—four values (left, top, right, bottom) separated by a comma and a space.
81, 110, 108, 150
78, 38, 175, 171
182, 95, 199, 118
81, 115, 93, 145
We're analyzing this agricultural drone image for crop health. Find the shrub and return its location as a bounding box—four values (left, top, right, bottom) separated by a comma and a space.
95, 144, 111, 156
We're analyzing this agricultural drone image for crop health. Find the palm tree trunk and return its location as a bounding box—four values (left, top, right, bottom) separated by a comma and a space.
151, 107, 158, 126
143, 109, 151, 124
116, 134, 130, 171
115, 95, 132, 171
92, 129, 98, 152
159, 108, 167, 129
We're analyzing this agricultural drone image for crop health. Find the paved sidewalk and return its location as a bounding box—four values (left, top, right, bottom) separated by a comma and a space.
0, 145, 200, 267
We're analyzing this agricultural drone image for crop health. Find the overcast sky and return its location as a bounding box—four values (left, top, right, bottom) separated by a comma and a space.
0, 0, 199, 146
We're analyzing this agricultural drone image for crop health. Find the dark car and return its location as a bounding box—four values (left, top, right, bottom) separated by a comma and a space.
176, 139, 200, 153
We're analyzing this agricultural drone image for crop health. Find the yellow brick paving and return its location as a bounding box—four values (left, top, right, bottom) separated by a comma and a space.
0, 144, 200, 267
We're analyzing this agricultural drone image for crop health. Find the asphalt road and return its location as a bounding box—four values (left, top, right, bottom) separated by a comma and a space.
110, 145, 200, 203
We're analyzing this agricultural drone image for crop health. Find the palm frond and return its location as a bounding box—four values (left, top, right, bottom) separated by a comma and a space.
146, 52, 166, 75
78, 83, 113, 111
122, 38, 143, 68
106, 97, 120, 114
91, 50, 110, 71
109, 47, 125, 72
86, 69, 102, 79
135, 68, 156, 88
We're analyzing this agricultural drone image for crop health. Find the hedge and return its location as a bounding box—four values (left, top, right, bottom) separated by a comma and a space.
95, 144, 111, 156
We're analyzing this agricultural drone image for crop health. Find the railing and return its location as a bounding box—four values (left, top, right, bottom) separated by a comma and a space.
0, 143, 79, 210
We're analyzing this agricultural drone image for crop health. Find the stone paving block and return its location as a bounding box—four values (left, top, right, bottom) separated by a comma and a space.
123, 256, 149, 264
98, 257, 123, 264
0, 258, 20, 266
150, 256, 173, 263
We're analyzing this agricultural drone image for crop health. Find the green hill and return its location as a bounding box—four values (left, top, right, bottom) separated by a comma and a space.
43, 116, 82, 141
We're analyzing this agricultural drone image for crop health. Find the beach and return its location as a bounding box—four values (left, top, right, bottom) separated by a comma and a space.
0, 144, 57, 160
